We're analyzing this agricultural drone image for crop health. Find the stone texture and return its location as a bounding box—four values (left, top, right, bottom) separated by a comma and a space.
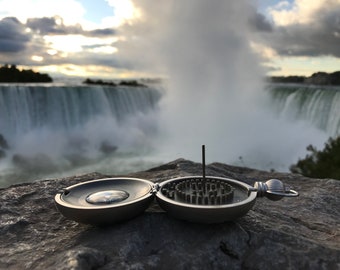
0, 159, 339, 269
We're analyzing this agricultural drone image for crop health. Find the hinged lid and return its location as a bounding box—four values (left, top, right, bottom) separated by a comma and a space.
55, 175, 298, 225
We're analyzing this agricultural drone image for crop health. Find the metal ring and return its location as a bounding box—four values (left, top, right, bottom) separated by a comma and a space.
266, 189, 299, 197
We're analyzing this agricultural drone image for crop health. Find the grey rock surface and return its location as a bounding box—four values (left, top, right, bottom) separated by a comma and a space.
0, 159, 339, 269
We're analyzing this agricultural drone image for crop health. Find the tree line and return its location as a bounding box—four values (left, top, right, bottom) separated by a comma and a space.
0, 64, 52, 83
269, 71, 340, 85
290, 136, 340, 180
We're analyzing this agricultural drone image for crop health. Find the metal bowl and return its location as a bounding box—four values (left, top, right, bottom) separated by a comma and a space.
54, 178, 154, 225
155, 176, 257, 223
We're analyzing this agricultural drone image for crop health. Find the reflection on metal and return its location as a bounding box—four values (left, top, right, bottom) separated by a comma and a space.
86, 190, 129, 204
255, 179, 299, 201
54, 178, 154, 225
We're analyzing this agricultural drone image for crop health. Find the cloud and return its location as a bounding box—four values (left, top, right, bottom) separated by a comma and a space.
26, 16, 82, 35
69, 51, 132, 69
0, 17, 31, 52
268, 0, 326, 26
105, 0, 141, 26
87, 28, 116, 37
0, 14, 119, 71
26, 16, 116, 37
0, 0, 86, 26
248, 12, 273, 32
0, 0, 338, 79
258, 0, 340, 58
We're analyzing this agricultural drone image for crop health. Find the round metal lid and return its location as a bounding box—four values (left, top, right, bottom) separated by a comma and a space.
54, 177, 154, 225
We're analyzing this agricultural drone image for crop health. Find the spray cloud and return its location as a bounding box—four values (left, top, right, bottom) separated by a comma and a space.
119, 0, 328, 170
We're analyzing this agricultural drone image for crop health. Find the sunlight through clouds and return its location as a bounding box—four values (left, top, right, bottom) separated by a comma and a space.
31, 55, 43, 62
0, 0, 338, 78
105, 0, 141, 26
44, 35, 118, 54
268, 0, 335, 26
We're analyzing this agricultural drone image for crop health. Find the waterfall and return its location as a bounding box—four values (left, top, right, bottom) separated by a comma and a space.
0, 84, 161, 140
1, 82, 339, 187
269, 84, 340, 137
0, 84, 161, 185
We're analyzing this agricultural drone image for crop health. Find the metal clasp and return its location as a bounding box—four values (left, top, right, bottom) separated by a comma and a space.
151, 183, 160, 194
254, 179, 299, 201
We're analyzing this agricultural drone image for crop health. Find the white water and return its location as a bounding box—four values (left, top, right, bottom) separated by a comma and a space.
0, 82, 338, 187
269, 84, 340, 136
0, 83, 162, 187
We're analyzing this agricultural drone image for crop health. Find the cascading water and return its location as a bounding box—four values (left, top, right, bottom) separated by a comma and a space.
268, 84, 340, 136
0, 84, 160, 137
0, 83, 162, 187
0, 81, 338, 187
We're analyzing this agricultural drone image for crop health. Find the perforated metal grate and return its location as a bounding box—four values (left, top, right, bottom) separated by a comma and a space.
161, 177, 234, 205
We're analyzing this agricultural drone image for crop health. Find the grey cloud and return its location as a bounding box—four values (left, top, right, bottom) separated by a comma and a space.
26, 17, 81, 35
258, 3, 340, 57
27, 17, 63, 34
68, 52, 133, 70
0, 15, 119, 70
0, 14, 118, 73
26, 16, 115, 37
0, 17, 31, 52
249, 12, 273, 32
88, 28, 116, 36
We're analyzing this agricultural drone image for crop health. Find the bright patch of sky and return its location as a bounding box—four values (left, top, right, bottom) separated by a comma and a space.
257, 0, 294, 16
266, 56, 340, 76
81, 0, 113, 24
0, 0, 86, 25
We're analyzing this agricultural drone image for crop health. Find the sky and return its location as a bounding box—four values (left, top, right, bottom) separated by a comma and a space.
0, 0, 339, 79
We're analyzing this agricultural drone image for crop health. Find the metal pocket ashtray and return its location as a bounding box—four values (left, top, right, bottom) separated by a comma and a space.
55, 146, 298, 225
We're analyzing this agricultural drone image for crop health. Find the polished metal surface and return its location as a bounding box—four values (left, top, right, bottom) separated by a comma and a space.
86, 190, 129, 204
255, 179, 299, 201
55, 176, 299, 225
54, 178, 154, 225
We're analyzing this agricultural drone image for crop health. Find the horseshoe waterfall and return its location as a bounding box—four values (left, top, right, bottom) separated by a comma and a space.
0, 83, 339, 187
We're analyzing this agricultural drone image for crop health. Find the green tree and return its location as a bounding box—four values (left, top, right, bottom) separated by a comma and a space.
290, 136, 340, 180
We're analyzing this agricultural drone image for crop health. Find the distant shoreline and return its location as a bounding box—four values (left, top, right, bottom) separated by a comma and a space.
83, 78, 146, 87
268, 71, 340, 85
1, 63, 339, 86
0, 64, 52, 83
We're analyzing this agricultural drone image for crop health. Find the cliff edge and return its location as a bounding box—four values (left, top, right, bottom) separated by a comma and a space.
0, 159, 339, 269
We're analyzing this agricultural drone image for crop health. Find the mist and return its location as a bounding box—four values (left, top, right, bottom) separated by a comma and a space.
119, 0, 328, 170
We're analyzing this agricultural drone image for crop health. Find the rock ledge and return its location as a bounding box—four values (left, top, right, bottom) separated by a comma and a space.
0, 159, 339, 269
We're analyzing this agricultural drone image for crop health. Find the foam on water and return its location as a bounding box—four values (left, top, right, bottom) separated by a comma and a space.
0, 84, 162, 186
